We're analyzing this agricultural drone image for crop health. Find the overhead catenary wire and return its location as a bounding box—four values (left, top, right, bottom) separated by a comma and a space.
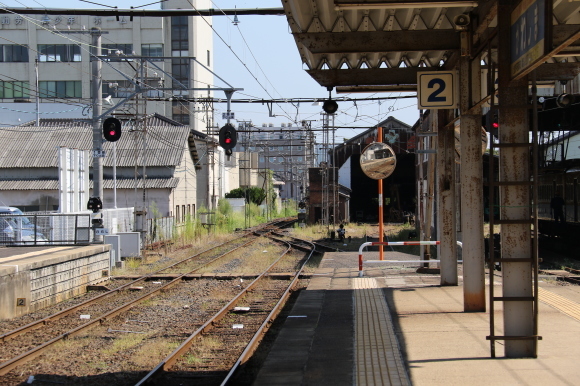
183, 0, 295, 122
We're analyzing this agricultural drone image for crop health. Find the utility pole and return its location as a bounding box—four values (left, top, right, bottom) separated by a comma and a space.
91, 28, 103, 242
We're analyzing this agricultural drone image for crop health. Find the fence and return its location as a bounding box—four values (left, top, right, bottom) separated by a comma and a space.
102, 207, 134, 234
0, 208, 175, 247
146, 216, 175, 246
0, 213, 92, 245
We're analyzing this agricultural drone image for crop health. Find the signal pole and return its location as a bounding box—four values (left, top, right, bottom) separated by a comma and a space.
91, 28, 103, 201
91, 28, 103, 242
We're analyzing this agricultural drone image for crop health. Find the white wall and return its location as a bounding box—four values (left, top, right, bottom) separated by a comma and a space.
339, 157, 352, 189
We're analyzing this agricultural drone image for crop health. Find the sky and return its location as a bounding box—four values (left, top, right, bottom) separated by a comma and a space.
0, 0, 420, 142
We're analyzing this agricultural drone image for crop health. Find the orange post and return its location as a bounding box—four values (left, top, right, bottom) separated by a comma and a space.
378, 127, 384, 260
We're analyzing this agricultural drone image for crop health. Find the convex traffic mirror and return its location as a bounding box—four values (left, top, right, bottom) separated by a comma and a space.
360, 142, 397, 180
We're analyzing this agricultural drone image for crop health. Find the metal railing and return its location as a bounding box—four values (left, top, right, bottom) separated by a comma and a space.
357, 241, 441, 277
146, 216, 175, 246
0, 213, 92, 245
0, 209, 175, 247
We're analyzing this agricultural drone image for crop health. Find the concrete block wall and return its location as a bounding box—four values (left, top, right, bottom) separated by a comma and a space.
0, 245, 110, 320
30, 251, 110, 310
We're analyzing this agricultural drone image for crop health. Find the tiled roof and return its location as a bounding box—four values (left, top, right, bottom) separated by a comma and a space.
0, 114, 199, 169
0, 178, 179, 190
0, 180, 59, 190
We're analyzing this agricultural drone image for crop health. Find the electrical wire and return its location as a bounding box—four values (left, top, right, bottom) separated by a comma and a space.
186, 0, 294, 121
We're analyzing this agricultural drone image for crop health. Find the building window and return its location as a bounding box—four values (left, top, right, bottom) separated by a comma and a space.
297, 156, 303, 162
142, 43, 163, 60
102, 44, 133, 56
182, 205, 186, 222
171, 58, 189, 89
0, 45, 29, 62
172, 101, 189, 124
171, 15, 189, 102
297, 146, 303, 151
175, 205, 180, 223
207, 50, 210, 66
39, 81, 81, 98
259, 156, 265, 162
38, 44, 81, 62
171, 16, 189, 52
0, 81, 29, 98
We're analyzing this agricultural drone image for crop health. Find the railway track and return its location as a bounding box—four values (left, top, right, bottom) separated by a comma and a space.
540, 267, 580, 285
0, 219, 314, 384
0, 218, 301, 385
135, 235, 315, 385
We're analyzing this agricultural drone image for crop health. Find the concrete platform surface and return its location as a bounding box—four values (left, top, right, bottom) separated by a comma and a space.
254, 251, 580, 386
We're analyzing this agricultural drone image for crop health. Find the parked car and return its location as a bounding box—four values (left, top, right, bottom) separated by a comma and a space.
0, 207, 48, 244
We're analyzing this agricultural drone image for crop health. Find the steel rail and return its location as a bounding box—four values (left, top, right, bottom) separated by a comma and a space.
134, 237, 300, 385
270, 231, 343, 253
220, 237, 316, 385
0, 231, 258, 344
0, 221, 290, 376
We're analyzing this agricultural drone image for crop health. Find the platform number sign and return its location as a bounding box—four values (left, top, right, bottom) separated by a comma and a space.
417, 71, 457, 109
17, 298, 26, 307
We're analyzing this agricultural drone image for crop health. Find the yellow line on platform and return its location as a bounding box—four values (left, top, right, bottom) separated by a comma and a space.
353, 277, 410, 386
538, 287, 580, 322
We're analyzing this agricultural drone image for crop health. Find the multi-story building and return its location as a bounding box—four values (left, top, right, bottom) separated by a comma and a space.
0, 0, 213, 128
236, 122, 316, 200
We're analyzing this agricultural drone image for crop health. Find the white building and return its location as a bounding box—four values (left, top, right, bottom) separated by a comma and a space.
0, 0, 213, 129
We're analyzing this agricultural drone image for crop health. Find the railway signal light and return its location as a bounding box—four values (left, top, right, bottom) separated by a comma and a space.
483, 112, 499, 137
492, 117, 499, 130
91, 218, 103, 227
103, 117, 122, 142
219, 124, 237, 156
322, 99, 339, 114
87, 197, 102, 213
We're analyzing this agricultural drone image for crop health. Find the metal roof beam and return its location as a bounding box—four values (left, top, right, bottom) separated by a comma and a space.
336, 85, 417, 93
535, 63, 580, 81
306, 67, 429, 87
334, 1, 478, 10
295, 30, 459, 54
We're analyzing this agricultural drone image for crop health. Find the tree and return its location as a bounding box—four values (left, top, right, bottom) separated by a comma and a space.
225, 187, 266, 205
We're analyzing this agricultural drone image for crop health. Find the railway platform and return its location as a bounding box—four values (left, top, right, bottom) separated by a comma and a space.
0, 245, 110, 320
253, 250, 580, 386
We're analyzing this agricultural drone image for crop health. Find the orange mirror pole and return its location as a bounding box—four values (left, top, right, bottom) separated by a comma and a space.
378, 127, 384, 260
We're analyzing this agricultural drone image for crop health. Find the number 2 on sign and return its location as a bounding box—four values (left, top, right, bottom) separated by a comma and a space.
427, 78, 446, 102
417, 71, 456, 109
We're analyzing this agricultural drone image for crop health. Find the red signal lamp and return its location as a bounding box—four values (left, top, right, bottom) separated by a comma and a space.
103, 117, 122, 142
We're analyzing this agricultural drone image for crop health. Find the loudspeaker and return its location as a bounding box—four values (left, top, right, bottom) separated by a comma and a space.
453, 14, 470, 30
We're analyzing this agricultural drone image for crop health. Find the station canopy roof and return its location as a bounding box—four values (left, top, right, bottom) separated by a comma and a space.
281, 0, 580, 92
